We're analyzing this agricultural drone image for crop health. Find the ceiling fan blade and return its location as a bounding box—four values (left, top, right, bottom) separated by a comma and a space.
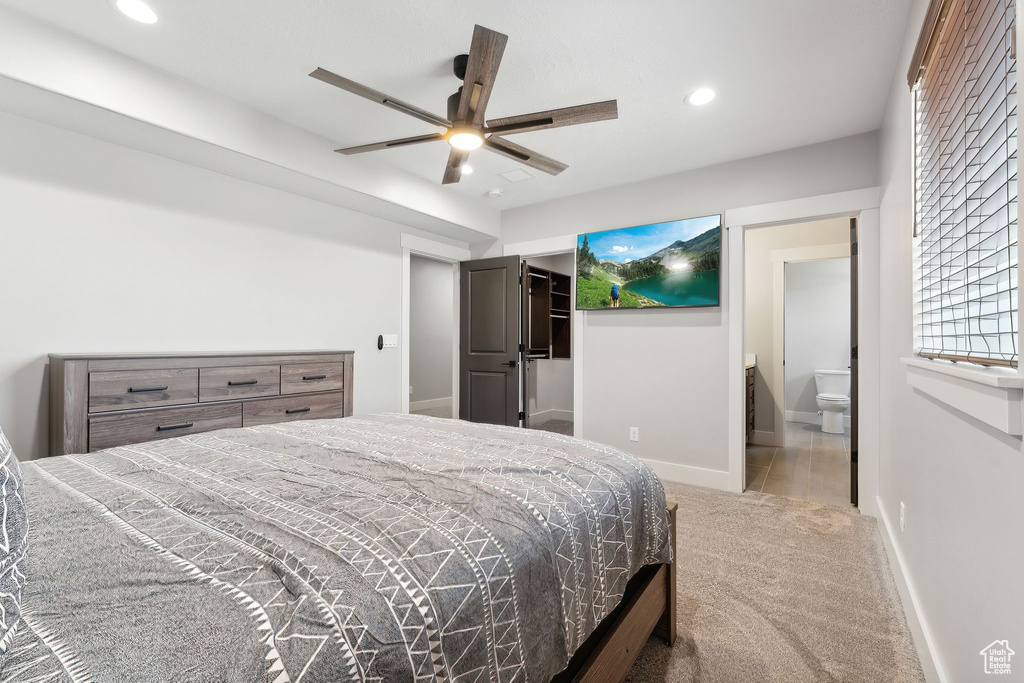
484, 136, 568, 175
442, 148, 470, 185
310, 67, 451, 128
335, 133, 446, 155
485, 100, 618, 136
455, 26, 508, 125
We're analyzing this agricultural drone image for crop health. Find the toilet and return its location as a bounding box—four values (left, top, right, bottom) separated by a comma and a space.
814, 369, 850, 434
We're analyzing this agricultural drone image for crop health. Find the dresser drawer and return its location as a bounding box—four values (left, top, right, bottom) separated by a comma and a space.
200, 365, 280, 402
89, 369, 199, 413
89, 403, 242, 451
281, 362, 345, 395
242, 391, 344, 427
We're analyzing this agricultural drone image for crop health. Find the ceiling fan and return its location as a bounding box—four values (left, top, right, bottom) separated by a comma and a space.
309, 24, 618, 185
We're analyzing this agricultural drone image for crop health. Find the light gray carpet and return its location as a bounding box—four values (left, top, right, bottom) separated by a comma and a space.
412, 406, 452, 419
626, 481, 924, 683
532, 419, 574, 436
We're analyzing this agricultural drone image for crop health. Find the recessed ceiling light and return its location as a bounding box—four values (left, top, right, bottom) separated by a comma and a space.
487, 188, 503, 199
686, 88, 716, 106
112, 0, 159, 24
448, 127, 484, 151
460, 164, 474, 175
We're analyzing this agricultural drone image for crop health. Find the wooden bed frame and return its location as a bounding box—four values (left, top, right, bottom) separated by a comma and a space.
551, 502, 678, 683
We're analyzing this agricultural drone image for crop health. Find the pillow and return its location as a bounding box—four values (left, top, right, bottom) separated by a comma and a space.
0, 429, 27, 662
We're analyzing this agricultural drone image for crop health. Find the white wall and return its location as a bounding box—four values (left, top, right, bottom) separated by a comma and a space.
875, 0, 1024, 680
409, 255, 454, 406
488, 132, 879, 482
0, 112, 465, 460
784, 258, 850, 415
524, 253, 575, 422
745, 218, 850, 435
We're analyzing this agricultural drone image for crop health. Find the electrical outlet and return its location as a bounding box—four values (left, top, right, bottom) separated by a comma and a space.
899, 501, 906, 532
629, 427, 639, 442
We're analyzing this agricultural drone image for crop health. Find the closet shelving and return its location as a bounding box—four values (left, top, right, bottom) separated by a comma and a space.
524, 265, 572, 360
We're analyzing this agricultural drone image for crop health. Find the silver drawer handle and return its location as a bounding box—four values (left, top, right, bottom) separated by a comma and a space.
157, 422, 193, 432
228, 380, 258, 386
286, 407, 311, 415
129, 385, 168, 393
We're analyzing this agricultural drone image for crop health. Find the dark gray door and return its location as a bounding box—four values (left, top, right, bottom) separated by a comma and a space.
849, 217, 859, 507
460, 256, 520, 425
520, 260, 532, 429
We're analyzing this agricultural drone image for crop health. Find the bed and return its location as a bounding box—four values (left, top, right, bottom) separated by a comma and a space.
9, 412, 675, 682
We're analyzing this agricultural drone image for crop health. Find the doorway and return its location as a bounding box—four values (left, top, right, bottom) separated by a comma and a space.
523, 253, 575, 436
742, 217, 855, 506
409, 254, 456, 418
457, 251, 576, 433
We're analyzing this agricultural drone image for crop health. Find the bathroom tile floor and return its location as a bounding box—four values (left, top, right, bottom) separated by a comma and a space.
745, 421, 852, 507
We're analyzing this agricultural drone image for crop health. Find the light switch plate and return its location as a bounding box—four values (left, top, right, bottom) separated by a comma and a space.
382, 334, 399, 348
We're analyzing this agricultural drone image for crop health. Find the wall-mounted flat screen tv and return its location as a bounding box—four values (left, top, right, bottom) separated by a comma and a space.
576, 214, 721, 309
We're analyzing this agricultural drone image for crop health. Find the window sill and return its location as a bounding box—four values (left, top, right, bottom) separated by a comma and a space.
901, 357, 1023, 436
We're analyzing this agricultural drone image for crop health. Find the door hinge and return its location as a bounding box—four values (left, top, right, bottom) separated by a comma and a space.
518, 411, 525, 421
851, 345, 858, 360
851, 242, 858, 256
851, 450, 858, 464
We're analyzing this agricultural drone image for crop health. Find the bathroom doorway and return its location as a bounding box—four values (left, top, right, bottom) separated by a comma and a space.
742, 217, 856, 507
781, 257, 852, 506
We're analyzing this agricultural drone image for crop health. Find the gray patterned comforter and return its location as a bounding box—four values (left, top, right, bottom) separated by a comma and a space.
9, 414, 671, 682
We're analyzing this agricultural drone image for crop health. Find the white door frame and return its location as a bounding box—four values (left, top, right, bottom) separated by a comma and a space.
502, 235, 582, 437
724, 188, 881, 517
770, 242, 851, 446
401, 233, 471, 417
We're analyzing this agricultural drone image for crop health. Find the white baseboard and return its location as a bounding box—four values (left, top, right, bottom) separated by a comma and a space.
786, 410, 851, 428
875, 497, 946, 683
749, 429, 776, 446
530, 409, 573, 424
409, 397, 453, 411
641, 457, 730, 491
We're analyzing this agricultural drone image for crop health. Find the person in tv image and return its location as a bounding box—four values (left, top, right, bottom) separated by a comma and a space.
610, 283, 620, 307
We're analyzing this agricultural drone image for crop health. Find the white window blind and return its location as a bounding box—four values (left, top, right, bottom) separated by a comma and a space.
914, 0, 1018, 367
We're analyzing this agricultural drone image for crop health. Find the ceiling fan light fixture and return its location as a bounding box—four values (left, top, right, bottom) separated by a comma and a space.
448, 127, 484, 151
112, 0, 159, 24
685, 88, 716, 106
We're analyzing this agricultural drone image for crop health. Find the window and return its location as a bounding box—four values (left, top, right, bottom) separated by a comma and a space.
912, 0, 1018, 367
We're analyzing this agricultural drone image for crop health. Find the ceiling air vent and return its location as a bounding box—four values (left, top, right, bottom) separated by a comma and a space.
499, 168, 536, 183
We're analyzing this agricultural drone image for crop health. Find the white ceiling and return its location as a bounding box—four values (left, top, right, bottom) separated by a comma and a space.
0, 0, 910, 210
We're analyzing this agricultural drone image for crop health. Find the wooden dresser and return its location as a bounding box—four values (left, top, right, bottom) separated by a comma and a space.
48, 351, 354, 456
